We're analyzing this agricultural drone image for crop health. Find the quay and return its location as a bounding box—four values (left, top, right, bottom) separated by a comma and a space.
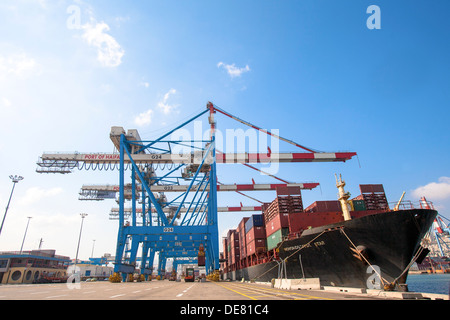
0, 279, 447, 301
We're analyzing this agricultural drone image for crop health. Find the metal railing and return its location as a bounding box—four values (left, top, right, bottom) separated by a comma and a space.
389, 199, 435, 211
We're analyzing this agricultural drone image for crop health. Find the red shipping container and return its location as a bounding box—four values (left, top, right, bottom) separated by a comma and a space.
198, 255, 205, 266
246, 238, 267, 256
238, 235, 246, 258
265, 212, 290, 237
276, 186, 301, 196
238, 217, 249, 231
288, 211, 344, 234
245, 226, 266, 243
237, 217, 248, 258
360, 184, 385, 194
304, 201, 341, 213
263, 196, 303, 222
229, 245, 240, 264
229, 230, 240, 247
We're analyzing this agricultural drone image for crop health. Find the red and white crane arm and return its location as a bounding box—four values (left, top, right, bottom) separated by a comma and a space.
81, 182, 319, 193
37, 151, 355, 168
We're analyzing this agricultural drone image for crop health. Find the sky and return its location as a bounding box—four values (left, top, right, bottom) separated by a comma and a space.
0, 0, 449, 262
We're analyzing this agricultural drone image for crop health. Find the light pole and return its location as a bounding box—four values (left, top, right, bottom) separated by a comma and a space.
91, 239, 96, 258
74, 213, 88, 264
20, 216, 32, 253
0, 175, 24, 238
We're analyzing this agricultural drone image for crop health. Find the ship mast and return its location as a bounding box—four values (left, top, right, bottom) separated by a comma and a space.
336, 174, 352, 221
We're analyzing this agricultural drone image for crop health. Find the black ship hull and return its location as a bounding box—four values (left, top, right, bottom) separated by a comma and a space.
226, 209, 437, 289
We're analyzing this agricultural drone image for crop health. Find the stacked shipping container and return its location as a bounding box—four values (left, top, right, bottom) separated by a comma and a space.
222, 184, 387, 272
304, 199, 368, 214
237, 217, 248, 266
222, 238, 228, 261
264, 194, 303, 250
245, 215, 266, 255
227, 230, 240, 266
357, 184, 389, 211
221, 238, 228, 272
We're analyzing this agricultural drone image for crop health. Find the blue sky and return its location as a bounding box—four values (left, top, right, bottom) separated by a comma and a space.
0, 0, 449, 260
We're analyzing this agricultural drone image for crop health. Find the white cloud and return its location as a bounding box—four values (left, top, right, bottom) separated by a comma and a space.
157, 88, 179, 115
81, 21, 125, 67
412, 177, 450, 201
217, 62, 250, 78
140, 81, 150, 88
0, 53, 40, 79
18, 187, 64, 206
134, 88, 179, 126
134, 109, 154, 126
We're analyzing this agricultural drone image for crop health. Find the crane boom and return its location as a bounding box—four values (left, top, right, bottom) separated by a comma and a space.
37, 151, 356, 171
80, 182, 319, 193
110, 205, 263, 216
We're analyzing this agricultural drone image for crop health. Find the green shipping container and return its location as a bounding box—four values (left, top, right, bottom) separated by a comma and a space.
352, 200, 366, 211
267, 228, 289, 250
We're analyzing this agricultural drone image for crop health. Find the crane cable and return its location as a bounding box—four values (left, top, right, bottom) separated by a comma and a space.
212, 104, 322, 153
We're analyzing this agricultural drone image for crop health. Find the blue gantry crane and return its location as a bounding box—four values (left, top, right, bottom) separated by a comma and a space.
110, 104, 220, 278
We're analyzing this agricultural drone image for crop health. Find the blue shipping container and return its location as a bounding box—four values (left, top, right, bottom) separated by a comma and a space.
245, 214, 264, 233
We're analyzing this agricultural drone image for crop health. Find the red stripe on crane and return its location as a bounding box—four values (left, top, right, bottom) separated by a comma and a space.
335, 152, 357, 161
303, 183, 320, 189
236, 184, 254, 190
225, 206, 262, 212
291, 153, 315, 160
269, 184, 286, 189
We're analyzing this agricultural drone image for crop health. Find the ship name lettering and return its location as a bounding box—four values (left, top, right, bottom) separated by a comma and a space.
314, 241, 325, 247
284, 244, 310, 251
284, 245, 300, 251
284, 241, 324, 252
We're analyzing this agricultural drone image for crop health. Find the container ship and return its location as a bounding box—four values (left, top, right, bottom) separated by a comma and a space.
221, 176, 437, 290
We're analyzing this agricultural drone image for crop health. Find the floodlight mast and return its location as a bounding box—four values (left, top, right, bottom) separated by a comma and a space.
0, 175, 24, 238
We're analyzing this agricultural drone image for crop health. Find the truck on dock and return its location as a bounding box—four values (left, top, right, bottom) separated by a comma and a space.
184, 268, 195, 282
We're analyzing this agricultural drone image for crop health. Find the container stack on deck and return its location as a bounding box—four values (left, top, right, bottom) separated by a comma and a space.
265, 186, 303, 251
354, 184, 389, 211
226, 230, 240, 272
237, 217, 248, 268
245, 215, 266, 256
221, 184, 389, 276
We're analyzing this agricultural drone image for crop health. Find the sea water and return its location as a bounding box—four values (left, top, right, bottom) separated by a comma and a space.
407, 273, 450, 295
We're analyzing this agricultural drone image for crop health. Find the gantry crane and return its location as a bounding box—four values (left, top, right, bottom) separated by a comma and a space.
428, 215, 450, 257
37, 102, 357, 280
